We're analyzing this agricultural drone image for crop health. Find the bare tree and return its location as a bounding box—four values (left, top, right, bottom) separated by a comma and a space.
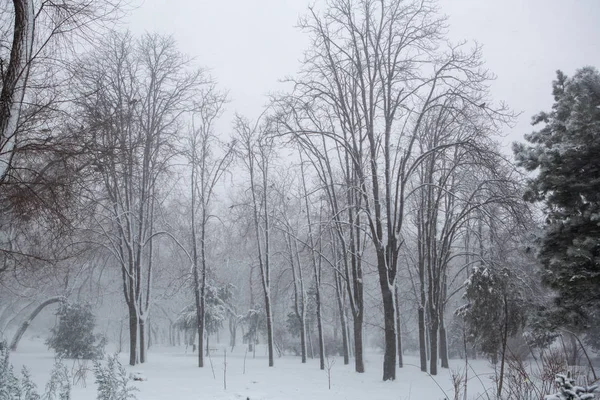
298, 154, 326, 370
278, 184, 309, 364
234, 115, 276, 367
184, 83, 233, 368
276, 0, 508, 380
74, 31, 203, 365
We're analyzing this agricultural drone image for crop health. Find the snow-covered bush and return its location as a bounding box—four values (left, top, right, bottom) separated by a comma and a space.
0, 341, 22, 399
45, 359, 71, 400
94, 354, 137, 400
545, 373, 598, 400
0, 341, 67, 400
46, 303, 106, 359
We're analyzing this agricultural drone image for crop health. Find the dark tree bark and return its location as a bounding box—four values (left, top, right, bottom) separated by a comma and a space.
439, 328, 448, 368
418, 307, 427, 372
440, 316, 449, 369
335, 273, 350, 365
429, 317, 439, 376
353, 313, 364, 373
379, 272, 397, 381
395, 286, 403, 368
128, 303, 138, 366
139, 319, 146, 363
0, 0, 34, 183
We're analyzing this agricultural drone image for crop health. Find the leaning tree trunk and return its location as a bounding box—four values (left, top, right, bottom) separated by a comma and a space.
10, 296, 64, 351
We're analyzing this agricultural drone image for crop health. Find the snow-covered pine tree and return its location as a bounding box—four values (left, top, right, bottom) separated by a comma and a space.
456, 265, 527, 397
545, 373, 598, 400
513, 67, 600, 336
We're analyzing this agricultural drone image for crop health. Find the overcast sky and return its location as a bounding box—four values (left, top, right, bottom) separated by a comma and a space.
127, 0, 600, 154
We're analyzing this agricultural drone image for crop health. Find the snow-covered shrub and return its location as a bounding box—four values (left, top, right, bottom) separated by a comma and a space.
46, 303, 106, 359
20, 367, 41, 400
545, 373, 598, 400
0, 341, 22, 399
0, 341, 65, 400
93, 354, 137, 400
45, 359, 71, 400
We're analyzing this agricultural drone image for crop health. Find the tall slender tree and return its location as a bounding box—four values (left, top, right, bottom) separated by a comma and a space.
235, 115, 276, 367
184, 83, 233, 368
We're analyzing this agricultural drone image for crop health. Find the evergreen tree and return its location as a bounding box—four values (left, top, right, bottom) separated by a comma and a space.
457, 265, 527, 397
457, 266, 527, 360
513, 67, 600, 331
46, 303, 106, 359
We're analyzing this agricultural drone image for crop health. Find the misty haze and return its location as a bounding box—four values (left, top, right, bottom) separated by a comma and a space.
1, 1, 600, 399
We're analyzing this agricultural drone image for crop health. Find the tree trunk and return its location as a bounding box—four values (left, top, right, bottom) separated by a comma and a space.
300, 317, 307, 363
381, 283, 397, 381
418, 307, 427, 372
206, 332, 210, 356
439, 323, 449, 369
0, 0, 35, 182
265, 294, 274, 367
347, 321, 353, 358
128, 304, 138, 366
336, 276, 350, 365
229, 317, 237, 351
497, 294, 509, 398
9, 296, 64, 351
568, 333, 578, 366
119, 319, 124, 352
353, 313, 364, 373
429, 318, 439, 376
394, 287, 403, 368
308, 324, 314, 359
198, 308, 205, 367
139, 319, 146, 363
315, 282, 325, 370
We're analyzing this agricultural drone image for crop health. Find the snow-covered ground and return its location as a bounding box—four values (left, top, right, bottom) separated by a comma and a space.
9, 338, 495, 400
